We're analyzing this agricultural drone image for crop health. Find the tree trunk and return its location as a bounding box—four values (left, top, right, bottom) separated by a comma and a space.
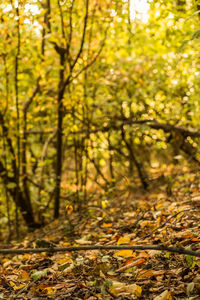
0, 161, 37, 229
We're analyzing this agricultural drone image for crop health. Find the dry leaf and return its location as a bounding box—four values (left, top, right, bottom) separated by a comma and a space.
116, 258, 146, 272
113, 250, 135, 258
18, 270, 30, 282
102, 223, 113, 228
138, 270, 165, 279
186, 282, 195, 296
153, 290, 172, 300
117, 237, 130, 245
110, 281, 142, 297
75, 239, 92, 245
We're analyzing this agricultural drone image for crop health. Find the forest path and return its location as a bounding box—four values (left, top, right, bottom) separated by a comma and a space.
0, 167, 200, 299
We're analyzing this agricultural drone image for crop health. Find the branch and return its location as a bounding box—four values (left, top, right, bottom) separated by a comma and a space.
144, 120, 200, 138
71, 0, 89, 70
45, 0, 51, 33
22, 79, 40, 113
70, 30, 108, 83
58, 8, 109, 100
0, 244, 200, 257
75, 118, 200, 138
66, 0, 75, 63
41, 129, 57, 161
25, 130, 54, 134
24, 119, 200, 140
57, 0, 65, 39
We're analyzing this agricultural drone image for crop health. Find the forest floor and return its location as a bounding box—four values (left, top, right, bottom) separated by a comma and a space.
1, 166, 200, 299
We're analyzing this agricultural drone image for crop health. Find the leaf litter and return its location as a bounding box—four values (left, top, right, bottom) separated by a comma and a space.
1, 168, 200, 299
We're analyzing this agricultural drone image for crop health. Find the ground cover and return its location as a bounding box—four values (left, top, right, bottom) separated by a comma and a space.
0, 167, 200, 299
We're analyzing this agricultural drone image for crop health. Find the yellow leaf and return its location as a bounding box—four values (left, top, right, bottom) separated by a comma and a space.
126, 284, 142, 297
110, 282, 142, 297
117, 237, 130, 245
58, 256, 73, 264
15, 284, 26, 290
113, 250, 135, 257
153, 290, 172, 300
22, 254, 31, 260
9, 281, 16, 288
45, 287, 54, 294
109, 281, 126, 295
101, 200, 108, 209
9, 281, 25, 290
156, 203, 163, 209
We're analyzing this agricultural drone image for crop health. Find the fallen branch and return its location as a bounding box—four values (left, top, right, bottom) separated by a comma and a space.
0, 244, 200, 257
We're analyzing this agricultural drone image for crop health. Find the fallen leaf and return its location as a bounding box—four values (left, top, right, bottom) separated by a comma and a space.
18, 270, 30, 282
30, 270, 47, 280
9, 281, 25, 291
102, 223, 113, 228
186, 282, 195, 296
75, 238, 92, 245
117, 237, 130, 245
113, 250, 135, 258
116, 258, 146, 272
153, 290, 172, 300
110, 281, 142, 297
138, 270, 165, 279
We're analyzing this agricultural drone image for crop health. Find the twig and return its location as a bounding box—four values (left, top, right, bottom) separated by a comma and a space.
15, 278, 38, 298
105, 287, 117, 299
0, 244, 200, 257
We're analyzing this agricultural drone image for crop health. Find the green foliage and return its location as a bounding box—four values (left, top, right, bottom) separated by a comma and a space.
191, 28, 200, 40
0, 0, 200, 235
30, 270, 47, 280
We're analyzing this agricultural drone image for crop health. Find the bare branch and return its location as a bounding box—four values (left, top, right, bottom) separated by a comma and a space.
22, 79, 40, 113
0, 244, 200, 258
66, 0, 75, 64
71, 0, 89, 70
57, 0, 65, 39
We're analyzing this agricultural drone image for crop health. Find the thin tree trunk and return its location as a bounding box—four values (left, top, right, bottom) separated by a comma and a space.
54, 56, 65, 219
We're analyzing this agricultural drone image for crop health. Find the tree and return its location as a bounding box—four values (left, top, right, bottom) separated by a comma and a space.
0, 0, 200, 235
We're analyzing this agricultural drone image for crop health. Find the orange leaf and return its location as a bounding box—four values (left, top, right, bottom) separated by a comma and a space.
66, 205, 73, 215
102, 223, 113, 228
116, 258, 146, 272
19, 270, 30, 282
138, 269, 165, 279
191, 237, 199, 242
